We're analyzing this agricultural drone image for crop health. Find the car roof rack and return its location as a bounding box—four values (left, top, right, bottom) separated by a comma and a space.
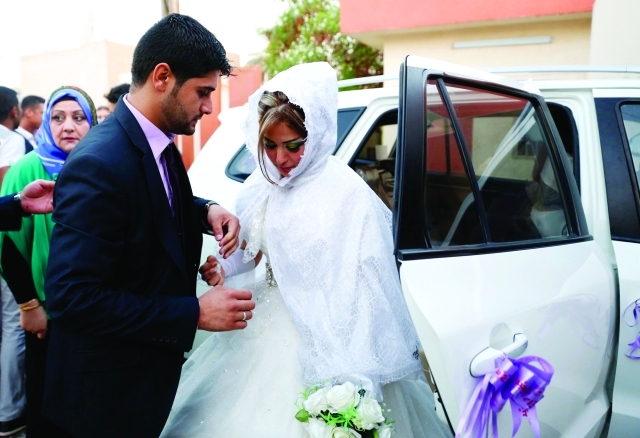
486, 65, 640, 74
337, 65, 640, 89
338, 75, 399, 88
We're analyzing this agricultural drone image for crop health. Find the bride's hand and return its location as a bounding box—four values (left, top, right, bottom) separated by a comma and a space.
206, 204, 240, 258
200, 255, 225, 286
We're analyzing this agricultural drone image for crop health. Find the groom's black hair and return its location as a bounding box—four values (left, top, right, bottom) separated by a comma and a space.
131, 13, 233, 89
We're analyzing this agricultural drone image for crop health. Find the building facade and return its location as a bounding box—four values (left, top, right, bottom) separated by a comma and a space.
340, 0, 640, 75
21, 41, 134, 109
21, 43, 262, 168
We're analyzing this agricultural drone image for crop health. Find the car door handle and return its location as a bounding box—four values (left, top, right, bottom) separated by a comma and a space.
469, 333, 528, 377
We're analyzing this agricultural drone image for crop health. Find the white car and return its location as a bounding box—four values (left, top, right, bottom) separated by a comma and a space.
189, 56, 640, 437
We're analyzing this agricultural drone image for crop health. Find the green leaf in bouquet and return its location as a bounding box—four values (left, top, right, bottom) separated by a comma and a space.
295, 409, 311, 423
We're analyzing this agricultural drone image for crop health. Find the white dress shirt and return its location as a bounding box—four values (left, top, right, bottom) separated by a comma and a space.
0, 125, 27, 168
15, 126, 36, 148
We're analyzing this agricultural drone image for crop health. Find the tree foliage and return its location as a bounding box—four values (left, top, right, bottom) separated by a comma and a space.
259, 0, 383, 80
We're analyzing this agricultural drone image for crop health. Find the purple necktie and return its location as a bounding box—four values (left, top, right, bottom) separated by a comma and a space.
162, 143, 185, 256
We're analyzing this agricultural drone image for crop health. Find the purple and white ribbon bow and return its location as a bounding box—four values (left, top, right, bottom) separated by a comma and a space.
455, 354, 554, 438
622, 299, 640, 359
623, 299, 640, 328
626, 333, 640, 359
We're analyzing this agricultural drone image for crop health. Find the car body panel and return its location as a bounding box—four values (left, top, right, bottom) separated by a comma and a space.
609, 241, 640, 436
401, 243, 614, 436
595, 94, 640, 435
395, 56, 617, 436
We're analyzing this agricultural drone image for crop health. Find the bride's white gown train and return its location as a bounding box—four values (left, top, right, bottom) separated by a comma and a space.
161, 62, 452, 437
161, 267, 451, 437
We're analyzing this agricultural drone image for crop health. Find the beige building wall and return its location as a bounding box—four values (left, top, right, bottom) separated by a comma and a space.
106, 43, 136, 92
21, 41, 134, 108
381, 15, 592, 75
590, 0, 640, 65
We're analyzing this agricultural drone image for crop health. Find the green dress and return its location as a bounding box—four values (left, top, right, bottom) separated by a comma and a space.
0, 152, 55, 307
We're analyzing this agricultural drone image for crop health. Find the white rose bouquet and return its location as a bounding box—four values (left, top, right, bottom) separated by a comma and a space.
295, 382, 394, 438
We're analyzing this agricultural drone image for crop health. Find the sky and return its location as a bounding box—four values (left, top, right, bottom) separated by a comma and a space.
0, 0, 286, 88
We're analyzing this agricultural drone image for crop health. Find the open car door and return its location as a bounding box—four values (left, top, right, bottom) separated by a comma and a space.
394, 56, 616, 437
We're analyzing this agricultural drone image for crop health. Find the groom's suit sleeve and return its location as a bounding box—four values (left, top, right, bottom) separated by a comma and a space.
0, 194, 23, 231
193, 195, 217, 234
45, 150, 200, 352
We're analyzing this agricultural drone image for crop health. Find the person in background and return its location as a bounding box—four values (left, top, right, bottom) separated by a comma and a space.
96, 105, 111, 123
15, 96, 45, 153
0, 87, 27, 187
0, 86, 28, 437
0, 177, 53, 437
0, 86, 97, 438
104, 83, 130, 111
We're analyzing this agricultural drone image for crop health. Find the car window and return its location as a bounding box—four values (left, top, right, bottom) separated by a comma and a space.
547, 103, 580, 189
423, 79, 571, 247
423, 83, 483, 246
225, 107, 365, 182
350, 110, 397, 209
337, 108, 367, 151
596, 98, 640, 241
225, 146, 255, 182
620, 103, 640, 191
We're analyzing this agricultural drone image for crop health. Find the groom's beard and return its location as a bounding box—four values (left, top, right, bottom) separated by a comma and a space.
161, 86, 199, 136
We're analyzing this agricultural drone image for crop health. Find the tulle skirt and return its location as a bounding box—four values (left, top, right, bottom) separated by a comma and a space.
160, 280, 452, 437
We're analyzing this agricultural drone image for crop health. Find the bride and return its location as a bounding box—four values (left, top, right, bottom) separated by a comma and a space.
160, 62, 451, 437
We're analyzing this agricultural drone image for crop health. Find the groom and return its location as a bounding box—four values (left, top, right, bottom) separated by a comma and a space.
41, 14, 254, 438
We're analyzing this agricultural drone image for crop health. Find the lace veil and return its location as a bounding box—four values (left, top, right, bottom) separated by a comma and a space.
236, 62, 422, 386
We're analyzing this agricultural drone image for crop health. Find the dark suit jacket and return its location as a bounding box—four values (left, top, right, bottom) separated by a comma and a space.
22, 135, 34, 154
15, 130, 34, 154
42, 100, 211, 437
0, 194, 23, 231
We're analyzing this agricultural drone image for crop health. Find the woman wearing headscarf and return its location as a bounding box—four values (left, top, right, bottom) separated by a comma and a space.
0, 86, 96, 437
161, 63, 451, 437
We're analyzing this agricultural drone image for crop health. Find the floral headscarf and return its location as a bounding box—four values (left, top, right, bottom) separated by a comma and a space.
35, 86, 97, 178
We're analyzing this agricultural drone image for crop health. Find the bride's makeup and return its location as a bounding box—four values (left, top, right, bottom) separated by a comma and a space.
263, 137, 306, 153
262, 123, 306, 177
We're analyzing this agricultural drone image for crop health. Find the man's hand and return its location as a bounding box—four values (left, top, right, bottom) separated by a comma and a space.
199, 255, 225, 286
206, 204, 240, 258
19, 302, 48, 339
21, 179, 55, 215
197, 286, 254, 331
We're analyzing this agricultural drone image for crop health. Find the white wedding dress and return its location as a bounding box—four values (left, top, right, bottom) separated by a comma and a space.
161, 231, 451, 437
161, 62, 452, 437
